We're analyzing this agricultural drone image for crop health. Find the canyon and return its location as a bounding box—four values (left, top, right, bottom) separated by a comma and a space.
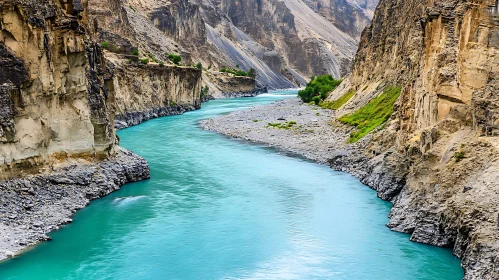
202, 0, 499, 279
0, 0, 369, 260
1, 0, 498, 279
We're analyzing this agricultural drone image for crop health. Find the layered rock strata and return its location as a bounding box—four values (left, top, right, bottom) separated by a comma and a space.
201, 72, 267, 99
324, 1, 499, 279
0, 1, 115, 180
107, 60, 202, 129
88, 0, 376, 89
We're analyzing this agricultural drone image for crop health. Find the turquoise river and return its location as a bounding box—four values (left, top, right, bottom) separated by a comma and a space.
0, 91, 463, 279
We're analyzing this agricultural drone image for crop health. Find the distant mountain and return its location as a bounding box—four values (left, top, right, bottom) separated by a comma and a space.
89, 0, 378, 90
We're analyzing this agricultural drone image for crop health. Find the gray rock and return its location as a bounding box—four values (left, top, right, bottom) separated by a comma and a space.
0, 148, 150, 261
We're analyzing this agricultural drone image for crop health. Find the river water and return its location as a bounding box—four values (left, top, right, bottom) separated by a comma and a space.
0, 90, 463, 279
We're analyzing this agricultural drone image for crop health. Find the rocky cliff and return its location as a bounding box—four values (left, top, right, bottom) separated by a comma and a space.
106, 57, 202, 129
87, 0, 376, 90
0, 0, 152, 259
0, 0, 116, 179
325, 0, 499, 278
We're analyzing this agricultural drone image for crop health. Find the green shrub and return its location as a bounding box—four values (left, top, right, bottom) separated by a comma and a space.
298, 75, 342, 103
196, 62, 203, 70
140, 58, 149, 64
339, 86, 401, 143
454, 151, 465, 162
247, 68, 256, 77
321, 90, 356, 110
312, 96, 321, 105
159, 62, 165, 67
201, 85, 209, 98
168, 54, 182, 65
101, 42, 110, 49
148, 53, 158, 63
131, 49, 139, 56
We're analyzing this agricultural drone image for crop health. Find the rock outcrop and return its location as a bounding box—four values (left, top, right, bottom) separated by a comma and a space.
107, 58, 202, 129
0, 0, 116, 179
0, 147, 150, 261
324, 0, 499, 278
201, 71, 267, 99
0, 0, 155, 260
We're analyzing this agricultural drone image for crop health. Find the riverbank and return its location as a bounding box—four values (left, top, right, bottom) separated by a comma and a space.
201, 98, 352, 164
200, 97, 499, 279
115, 105, 198, 129
0, 148, 150, 261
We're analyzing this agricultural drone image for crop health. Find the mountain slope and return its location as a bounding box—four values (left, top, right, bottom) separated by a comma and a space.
90, 0, 377, 91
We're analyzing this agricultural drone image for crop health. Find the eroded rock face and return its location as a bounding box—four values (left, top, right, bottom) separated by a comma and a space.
302, 0, 372, 38
0, 0, 115, 179
326, 0, 499, 278
203, 0, 362, 79
89, 0, 376, 90
108, 61, 202, 129
201, 71, 265, 99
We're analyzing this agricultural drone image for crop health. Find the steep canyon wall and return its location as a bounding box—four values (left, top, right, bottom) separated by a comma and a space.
0, 0, 203, 178
0, 0, 114, 179
326, 0, 499, 278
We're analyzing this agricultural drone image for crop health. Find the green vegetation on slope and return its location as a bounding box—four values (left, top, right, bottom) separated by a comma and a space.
339, 86, 401, 143
298, 75, 342, 103
168, 54, 182, 65
320, 90, 356, 110
201, 86, 209, 98
101, 42, 110, 49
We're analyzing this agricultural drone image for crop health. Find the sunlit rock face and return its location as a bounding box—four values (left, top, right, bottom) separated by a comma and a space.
0, 0, 115, 179
325, 1, 499, 279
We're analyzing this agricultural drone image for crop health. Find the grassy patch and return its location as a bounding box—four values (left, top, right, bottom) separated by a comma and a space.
320, 90, 355, 110
298, 75, 342, 103
266, 121, 297, 130
148, 53, 159, 63
339, 86, 401, 143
